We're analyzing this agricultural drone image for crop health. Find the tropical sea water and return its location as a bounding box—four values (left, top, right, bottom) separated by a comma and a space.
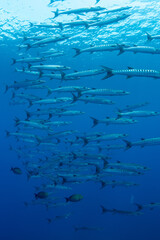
1, 0, 160, 240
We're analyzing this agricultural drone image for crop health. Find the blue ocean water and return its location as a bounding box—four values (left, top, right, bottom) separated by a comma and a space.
1, 0, 160, 239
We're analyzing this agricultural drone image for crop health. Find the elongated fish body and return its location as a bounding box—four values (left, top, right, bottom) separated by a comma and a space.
62, 20, 95, 28
117, 110, 160, 118
30, 23, 63, 30
12, 93, 40, 101
15, 120, 50, 130
53, 6, 106, 18
6, 131, 38, 140
5, 80, 45, 92
102, 144, 125, 151
48, 86, 91, 95
73, 44, 125, 57
76, 96, 114, 105
102, 6, 132, 14
64, 69, 106, 79
26, 35, 70, 49
15, 68, 41, 76
12, 57, 45, 65
104, 161, 149, 171
90, 117, 137, 127
102, 66, 160, 79
41, 73, 79, 80
55, 110, 85, 117
83, 133, 127, 145
120, 102, 149, 112
82, 88, 129, 96
45, 121, 72, 126
30, 64, 71, 71
123, 137, 160, 149
103, 167, 141, 176
89, 14, 130, 27
119, 46, 159, 55
33, 97, 72, 105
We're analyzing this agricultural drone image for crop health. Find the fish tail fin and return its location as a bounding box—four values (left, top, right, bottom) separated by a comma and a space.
30, 22, 33, 28
90, 116, 98, 128
135, 203, 143, 211
11, 58, 16, 65
73, 48, 81, 57
25, 111, 30, 120
100, 205, 107, 214
52, 9, 59, 18
117, 44, 124, 55
26, 44, 31, 50
4, 85, 9, 93
84, 23, 89, 29
47, 88, 52, 96
71, 93, 78, 103
74, 226, 78, 232
5, 130, 10, 137
101, 66, 113, 80
82, 137, 88, 146
58, 22, 63, 30
36, 136, 41, 145
60, 71, 66, 79
65, 197, 69, 202
145, 32, 152, 41
14, 117, 20, 126
123, 139, 132, 150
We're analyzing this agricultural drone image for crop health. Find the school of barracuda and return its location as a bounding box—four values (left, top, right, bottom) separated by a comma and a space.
6, 0, 160, 227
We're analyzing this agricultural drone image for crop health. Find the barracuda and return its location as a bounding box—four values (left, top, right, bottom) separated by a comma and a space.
62, 68, 106, 79
118, 45, 160, 55
123, 137, 160, 149
102, 66, 160, 79
30, 64, 71, 71
90, 116, 137, 127
73, 44, 127, 57
11, 57, 45, 65
26, 35, 70, 50
52, 6, 106, 18
81, 88, 129, 96
117, 110, 160, 118
89, 14, 130, 28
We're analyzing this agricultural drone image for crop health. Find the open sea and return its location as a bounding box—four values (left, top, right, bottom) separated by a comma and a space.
1, 0, 160, 239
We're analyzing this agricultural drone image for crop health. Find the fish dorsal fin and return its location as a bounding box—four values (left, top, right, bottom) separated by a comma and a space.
141, 138, 145, 140
96, 134, 101, 137
128, 66, 134, 69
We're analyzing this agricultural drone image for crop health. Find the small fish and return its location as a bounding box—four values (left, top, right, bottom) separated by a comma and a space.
11, 167, 22, 175
65, 194, 83, 202
35, 191, 49, 199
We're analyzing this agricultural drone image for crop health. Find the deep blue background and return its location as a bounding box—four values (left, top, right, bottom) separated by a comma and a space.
1, 3, 160, 240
